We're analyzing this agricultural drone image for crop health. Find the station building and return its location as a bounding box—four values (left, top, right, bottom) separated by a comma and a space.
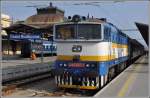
25, 2, 64, 37
2, 3, 65, 57
1, 14, 13, 55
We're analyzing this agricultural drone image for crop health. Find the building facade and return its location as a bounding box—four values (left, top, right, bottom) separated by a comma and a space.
1, 14, 13, 55
2, 2, 65, 57
25, 2, 64, 39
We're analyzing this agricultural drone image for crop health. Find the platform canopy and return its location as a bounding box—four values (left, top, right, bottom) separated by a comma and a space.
3, 23, 54, 39
3, 23, 52, 33
135, 22, 149, 46
3, 23, 38, 34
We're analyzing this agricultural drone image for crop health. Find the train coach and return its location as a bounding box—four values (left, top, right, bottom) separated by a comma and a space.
52, 15, 145, 90
21, 40, 57, 57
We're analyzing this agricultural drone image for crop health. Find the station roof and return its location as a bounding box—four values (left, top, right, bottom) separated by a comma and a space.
3, 23, 38, 33
135, 22, 149, 46
3, 23, 53, 34
25, 14, 64, 24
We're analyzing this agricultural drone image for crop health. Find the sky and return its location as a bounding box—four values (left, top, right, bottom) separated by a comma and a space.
1, 0, 149, 49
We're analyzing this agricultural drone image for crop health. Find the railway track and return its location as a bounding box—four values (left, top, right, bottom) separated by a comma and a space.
11, 87, 97, 97
2, 72, 52, 96
2, 74, 97, 97
2, 57, 136, 97
2, 70, 125, 97
2, 67, 126, 97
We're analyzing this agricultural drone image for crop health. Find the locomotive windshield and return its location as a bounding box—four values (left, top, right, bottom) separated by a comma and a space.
55, 24, 101, 40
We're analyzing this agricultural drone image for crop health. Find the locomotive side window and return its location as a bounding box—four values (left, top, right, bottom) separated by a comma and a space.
46, 45, 49, 49
104, 25, 111, 40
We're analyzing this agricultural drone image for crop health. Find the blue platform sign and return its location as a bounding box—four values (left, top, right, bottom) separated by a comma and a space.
10, 33, 41, 40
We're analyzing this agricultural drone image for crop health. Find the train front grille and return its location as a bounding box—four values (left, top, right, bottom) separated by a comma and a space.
55, 75, 99, 88
72, 77, 82, 85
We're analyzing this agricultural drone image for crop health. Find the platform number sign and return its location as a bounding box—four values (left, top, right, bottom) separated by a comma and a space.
72, 45, 82, 52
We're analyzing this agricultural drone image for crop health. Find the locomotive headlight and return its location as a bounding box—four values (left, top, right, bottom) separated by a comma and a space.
64, 64, 67, 67
59, 63, 67, 67
86, 64, 90, 67
85, 64, 95, 68
59, 64, 63, 67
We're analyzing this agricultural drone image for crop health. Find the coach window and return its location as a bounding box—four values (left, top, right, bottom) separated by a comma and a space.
46, 45, 49, 49
104, 25, 111, 40
48, 45, 51, 49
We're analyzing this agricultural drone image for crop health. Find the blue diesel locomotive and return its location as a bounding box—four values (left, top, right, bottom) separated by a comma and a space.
53, 15, 145, 90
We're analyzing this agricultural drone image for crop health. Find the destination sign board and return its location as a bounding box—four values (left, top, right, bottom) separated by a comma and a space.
10, 33, 41, 40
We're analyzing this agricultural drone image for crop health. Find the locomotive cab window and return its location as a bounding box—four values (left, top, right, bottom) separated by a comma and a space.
55, 24, 75, 40
78, 24, 101, 39
55, 24, 102, 40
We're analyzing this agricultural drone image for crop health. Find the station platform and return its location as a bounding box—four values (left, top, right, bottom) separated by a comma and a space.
2, 56, 56, 69
2, 56, 56, 82
94, 55, 149, 97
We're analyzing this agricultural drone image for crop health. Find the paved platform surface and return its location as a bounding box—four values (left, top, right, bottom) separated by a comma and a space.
2, 56, 56, 69
2, 56, 56, 82
95, 55, 149, 97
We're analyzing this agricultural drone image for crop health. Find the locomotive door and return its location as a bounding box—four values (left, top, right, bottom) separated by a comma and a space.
108, 26, 112, 61
104, 25, 112, 61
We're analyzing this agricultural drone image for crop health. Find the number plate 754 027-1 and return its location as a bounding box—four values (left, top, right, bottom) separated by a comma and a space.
69, 63, 84, 68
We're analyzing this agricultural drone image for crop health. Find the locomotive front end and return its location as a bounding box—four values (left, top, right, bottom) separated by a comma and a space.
53, 16, 106, 90
52, 14, 130, 91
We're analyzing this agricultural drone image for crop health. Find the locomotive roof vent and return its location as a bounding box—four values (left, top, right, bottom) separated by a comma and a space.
67, 15, 88, 22
82, 16, 86, 21
70, 14, 86, 22
68, 16, 71, 19
98, 18, 107, 22
72, 15, 81, 22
